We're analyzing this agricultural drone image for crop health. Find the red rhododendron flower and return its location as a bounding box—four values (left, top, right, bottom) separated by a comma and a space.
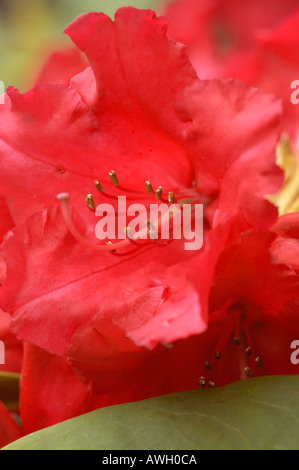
162, 0, 299, 145
0, 7, 287, 434
0, 8, 282, 350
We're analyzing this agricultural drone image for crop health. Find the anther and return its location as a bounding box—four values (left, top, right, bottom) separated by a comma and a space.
244, 367, 253, 377
109, 170, 119, 186
255, 356, 262, 367
208, 381, 216, 388
205, 361, 212, 371
145, 181, 153, 194
215, 352, 221, 360
168, 191, 175, 204
245, 347, 252, 356
86, 194, 96, 212
233, 337, 240, 346
146, 220, 158, 240
198, 377, 206, 388
106, 241, 116, 253
155, 187, 162, 201
94, 180, 104, 192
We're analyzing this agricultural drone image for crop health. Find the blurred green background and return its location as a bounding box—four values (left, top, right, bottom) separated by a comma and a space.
0, 0, 161, 91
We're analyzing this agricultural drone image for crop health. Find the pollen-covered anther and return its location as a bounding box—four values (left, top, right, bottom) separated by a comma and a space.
94, 179, 104, 192
255, 356, 262, 367
205, 361, 212, 371
85, 194, 96, 212
145, 181, 153, 194
215, 352, 221, 360
197, 377, 206, 388
244, 366, 253, 377
146, 219, 158, 240
155, 186, 162, 201
208, 381, 216, 388
106, 241, 116, 253
233, 337, 240, 346
168, 191, 175, 205
109, 170, 119, 187
245, 347, 252, 356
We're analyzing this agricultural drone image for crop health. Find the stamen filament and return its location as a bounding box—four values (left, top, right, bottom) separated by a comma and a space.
57, 193, 130, 252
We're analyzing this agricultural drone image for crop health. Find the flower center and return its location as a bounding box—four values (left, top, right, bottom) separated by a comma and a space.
58, 170, 209, 255
198, 303, 263, 389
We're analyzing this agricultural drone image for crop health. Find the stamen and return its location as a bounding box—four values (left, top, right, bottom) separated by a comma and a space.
146, 220, 158, 240
109, 170, 119, 187
145, 181, 154, 194
95, 177, 155, 201
168, 191, 175, 204
94, 180, 104, 192
200, 304, 265, 386
85, 194, 96, 212
198, 377, 206, 388
204, 316, 233, 373
106, 241, 116, 252
155, 187, 162, 201
255, 356, 262, 367
57, 193, 129, 252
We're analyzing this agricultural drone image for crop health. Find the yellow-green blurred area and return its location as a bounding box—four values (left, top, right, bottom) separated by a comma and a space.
0, 0, 156, 91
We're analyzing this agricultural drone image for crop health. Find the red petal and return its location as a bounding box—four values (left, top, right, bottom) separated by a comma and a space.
210, 229, 299, 316
20, 343, 114, 434
271, 213, 299, 274
175, 78, 283, 229
65, 8, 197, 135
68, 317, 207, 402
37, 47, 88, 86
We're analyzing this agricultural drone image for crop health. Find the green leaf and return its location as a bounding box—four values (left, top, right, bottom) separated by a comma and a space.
4, 376, 299, 450
0, 372, 20, 411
